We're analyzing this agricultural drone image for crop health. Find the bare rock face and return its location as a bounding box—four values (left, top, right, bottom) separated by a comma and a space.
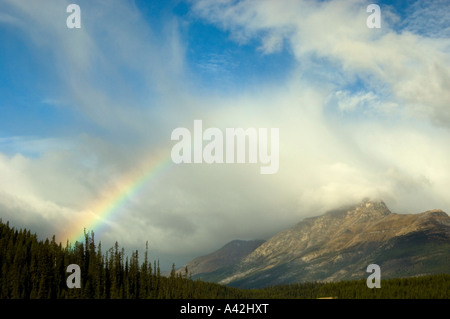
238, 199, 392, 268
185, 199, 450, 288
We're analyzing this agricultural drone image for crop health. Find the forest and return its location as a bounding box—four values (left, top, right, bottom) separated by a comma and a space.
0, 219, 448, 299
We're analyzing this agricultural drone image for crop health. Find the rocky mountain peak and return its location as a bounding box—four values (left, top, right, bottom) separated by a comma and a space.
348, 198, 391, 218
423, 209, 447, 216
183, 200, 449, 288
310, 198, 391, 230
211, 200, 449, 287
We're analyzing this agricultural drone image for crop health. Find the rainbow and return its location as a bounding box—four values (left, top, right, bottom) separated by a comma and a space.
62, 149, 173, 244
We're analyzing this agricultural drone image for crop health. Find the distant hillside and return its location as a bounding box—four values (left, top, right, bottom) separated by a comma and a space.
178, 239, 264, 281
185, 199, 450, 288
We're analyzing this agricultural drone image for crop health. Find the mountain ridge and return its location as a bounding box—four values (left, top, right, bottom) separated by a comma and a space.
182, 199, 450, 288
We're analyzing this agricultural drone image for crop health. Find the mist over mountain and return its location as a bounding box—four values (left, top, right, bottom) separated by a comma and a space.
182, 199, 450, 288
177, 239, 265, 281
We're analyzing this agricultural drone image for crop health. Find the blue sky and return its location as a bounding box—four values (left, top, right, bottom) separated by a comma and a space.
1, 0, 445, 138
0, 0, 296, 140
1, 0, 450, 268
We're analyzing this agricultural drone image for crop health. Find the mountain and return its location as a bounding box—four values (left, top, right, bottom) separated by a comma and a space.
179, 239, 265, 282
185, 199, 450, 288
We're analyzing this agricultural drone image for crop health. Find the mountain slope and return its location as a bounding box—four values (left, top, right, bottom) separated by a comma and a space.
189, 199, 450, 288
179, 239, 265, 281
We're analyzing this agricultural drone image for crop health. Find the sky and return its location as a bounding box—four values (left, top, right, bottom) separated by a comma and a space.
0, 0, 449, 269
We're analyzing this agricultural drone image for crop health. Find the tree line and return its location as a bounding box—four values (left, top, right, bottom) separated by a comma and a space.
0, 219, 448, 299
0, 219, 249, 299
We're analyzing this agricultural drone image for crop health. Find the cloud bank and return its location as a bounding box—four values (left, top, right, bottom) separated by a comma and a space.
0, 0, 449, 268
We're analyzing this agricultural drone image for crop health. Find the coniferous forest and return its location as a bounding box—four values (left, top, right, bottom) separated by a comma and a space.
0, 219, 448, 299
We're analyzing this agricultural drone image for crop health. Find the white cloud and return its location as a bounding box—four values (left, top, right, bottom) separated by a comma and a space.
403, 0, 450, 39
1, 0, 450, 268
191, 0, 450, 127
332, 90, 399, 114
0, 11, 22, 26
